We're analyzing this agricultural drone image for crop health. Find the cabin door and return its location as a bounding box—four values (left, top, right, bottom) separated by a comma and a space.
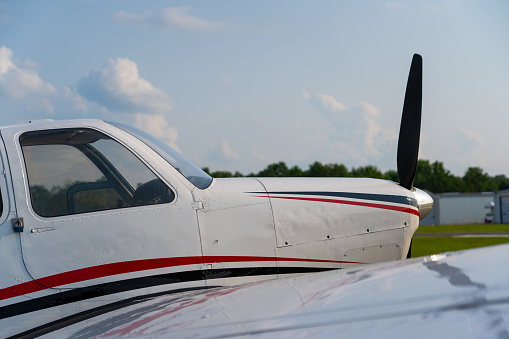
4, 126, 204, 291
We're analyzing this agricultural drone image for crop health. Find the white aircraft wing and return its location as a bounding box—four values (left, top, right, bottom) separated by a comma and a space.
40, 243, 509, 338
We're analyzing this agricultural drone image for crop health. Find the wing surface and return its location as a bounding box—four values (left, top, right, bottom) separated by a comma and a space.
41, 244, 509, 338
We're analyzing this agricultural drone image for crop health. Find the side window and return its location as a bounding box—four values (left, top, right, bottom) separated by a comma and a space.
20, 128, 175, 217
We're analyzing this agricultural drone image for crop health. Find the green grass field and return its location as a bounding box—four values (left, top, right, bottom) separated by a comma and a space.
410, 224, 509, 258
416, 224, 509, 233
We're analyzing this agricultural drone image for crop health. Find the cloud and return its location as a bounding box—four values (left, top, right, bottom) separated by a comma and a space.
113, 7, 226, 31
63, 87, 88, 112
251, 116, 262, 124
77, 57, 171, 114
360, 102, 383, 157
0, 46, 56, 98
220, 74, 233, 84
210, 140, 239, 163
133, 113, 180, 152
304, 90, 348, 112
453, 128, 486, 167
40, 98, 55, 114
428, 127, 489, 175
315, 93, 348, 112
304, 90, 394, 162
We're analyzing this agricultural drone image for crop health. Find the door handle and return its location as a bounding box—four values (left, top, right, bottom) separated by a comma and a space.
30, 227, 56, 233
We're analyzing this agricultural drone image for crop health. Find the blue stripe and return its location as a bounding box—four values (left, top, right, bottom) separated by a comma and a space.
248, 191, 418, 208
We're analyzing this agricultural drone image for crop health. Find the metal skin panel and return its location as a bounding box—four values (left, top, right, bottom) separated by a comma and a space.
0, 120, 204, 287
0, 134, 36, 307
192, 178, 277, 286
43, 244, 509, 338
256, 177, 418, 253
342, 243, 401, 265
276, 228, 406, 270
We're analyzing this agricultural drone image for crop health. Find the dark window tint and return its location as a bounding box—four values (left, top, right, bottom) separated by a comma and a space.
21, 128, 174, 217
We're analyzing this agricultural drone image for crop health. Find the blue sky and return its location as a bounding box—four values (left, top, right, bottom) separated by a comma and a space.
1, 1, 508, 176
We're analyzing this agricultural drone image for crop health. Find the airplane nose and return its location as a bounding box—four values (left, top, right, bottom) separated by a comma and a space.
412, 187, 434, 220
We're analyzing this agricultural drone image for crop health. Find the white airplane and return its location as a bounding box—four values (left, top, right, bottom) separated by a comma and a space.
38, 243, 509, 338
0, 55, 434, 337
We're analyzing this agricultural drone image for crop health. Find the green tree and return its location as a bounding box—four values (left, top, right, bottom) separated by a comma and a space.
351, 165, 384, 179
413, 160, 462, 193
202, 167, 243, 178
491, 174, 509, 191
288, 165, 304, 177
257, 162, 290, 177
431, 161, 463, 192
305, 161, 329, 177
203, 159, 507, 193
211, 170, 234, 178
326, 163, 350, 177
384, 169, 399, 182
462, 167, 497, 192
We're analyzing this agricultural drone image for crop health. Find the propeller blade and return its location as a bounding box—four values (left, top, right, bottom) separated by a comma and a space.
397, 54, 422, 190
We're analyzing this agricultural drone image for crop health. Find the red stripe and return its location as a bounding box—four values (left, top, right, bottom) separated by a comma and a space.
0, 256, 202, 301
0, 256, 364, 301
205, 256, 364, 265
264, 195, 419, 216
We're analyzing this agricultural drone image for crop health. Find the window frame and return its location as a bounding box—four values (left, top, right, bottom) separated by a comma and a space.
19, 127, 176, 218
0, 133, 11, 226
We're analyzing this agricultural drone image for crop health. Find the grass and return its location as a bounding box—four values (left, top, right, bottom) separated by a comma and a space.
410, 224, 509, 258
416, 224, 509, 233
411, 237, 509, 258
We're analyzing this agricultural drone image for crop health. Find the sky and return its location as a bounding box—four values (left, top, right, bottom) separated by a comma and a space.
0, 1, 508, 177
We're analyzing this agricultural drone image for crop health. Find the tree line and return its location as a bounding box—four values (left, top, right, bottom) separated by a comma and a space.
203, 159, 509, 193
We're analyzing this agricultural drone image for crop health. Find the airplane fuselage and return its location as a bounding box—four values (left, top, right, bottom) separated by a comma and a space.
0, 119, 429, 337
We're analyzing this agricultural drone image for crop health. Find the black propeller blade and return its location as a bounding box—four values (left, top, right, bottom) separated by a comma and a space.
397, 54, 422, 190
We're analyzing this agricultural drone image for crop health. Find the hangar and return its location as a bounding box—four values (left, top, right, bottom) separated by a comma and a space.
420, 192, 495, 225
494, 189, 509, 224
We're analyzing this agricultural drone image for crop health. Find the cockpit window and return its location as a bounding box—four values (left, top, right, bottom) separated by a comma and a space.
110, 122, 212, 189
20, 128, 175, 217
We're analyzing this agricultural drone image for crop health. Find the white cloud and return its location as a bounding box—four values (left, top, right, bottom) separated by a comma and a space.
133, 113, 180, 152
210, 140, 239, 163
220, 74, 233, 84
251, 116, 262, 124
312, 92, 348, 112
250, 147, 267, 164
0, 46, 56, 98
221, 141, 239, 160
426, 126, 490, 175
327, 140, 369, 164
360, 102, 382, 157
453, 128, 486, 168
304, 91, 394, 162
63, 87, 88, 112
113, 7, 226, 31
77, 57, 171, 114
40, 98, 55, 114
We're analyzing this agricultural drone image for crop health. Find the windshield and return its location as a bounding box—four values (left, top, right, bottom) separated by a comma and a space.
110, 122, 213, 189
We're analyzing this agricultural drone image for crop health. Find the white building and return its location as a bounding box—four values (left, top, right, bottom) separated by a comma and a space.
494, 189, 509, 224
420, 192, 495, 225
